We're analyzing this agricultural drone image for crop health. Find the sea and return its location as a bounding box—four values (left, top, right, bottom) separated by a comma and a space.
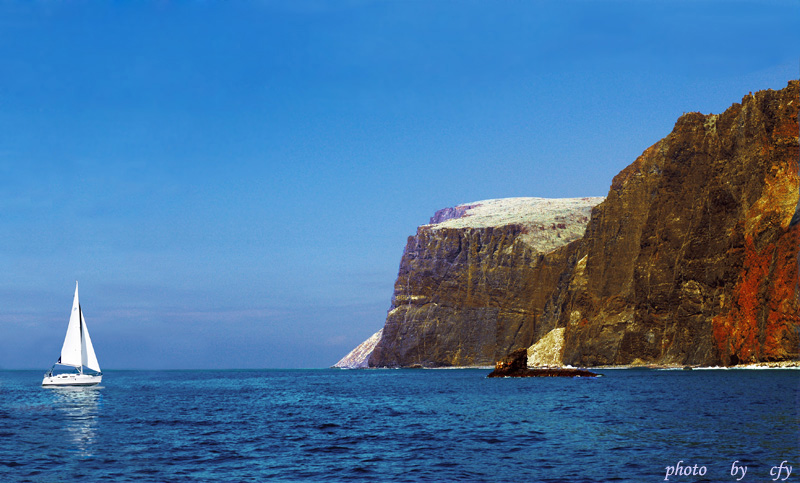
1, 369, 797, 482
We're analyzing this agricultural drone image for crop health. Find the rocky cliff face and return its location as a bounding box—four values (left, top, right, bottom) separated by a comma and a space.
555, 80, 800, 366
338, 81, 799, 369
367, 197, 603, 368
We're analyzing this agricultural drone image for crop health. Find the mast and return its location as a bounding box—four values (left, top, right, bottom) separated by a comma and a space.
59, 282, 83, 369
57, 281, 100, 374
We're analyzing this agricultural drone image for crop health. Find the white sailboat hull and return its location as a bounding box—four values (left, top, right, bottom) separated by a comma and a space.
42, 373, 102, 387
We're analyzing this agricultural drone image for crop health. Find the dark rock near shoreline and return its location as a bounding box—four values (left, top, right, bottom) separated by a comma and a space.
486, 349, 598, 378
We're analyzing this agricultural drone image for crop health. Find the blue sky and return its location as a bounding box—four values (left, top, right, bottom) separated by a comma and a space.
1, 1, 798, 369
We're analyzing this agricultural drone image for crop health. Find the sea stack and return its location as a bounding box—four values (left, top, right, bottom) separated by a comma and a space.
486, 348, 598, 378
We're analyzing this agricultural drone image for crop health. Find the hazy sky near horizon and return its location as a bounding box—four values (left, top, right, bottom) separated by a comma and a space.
1, 1, 798, 369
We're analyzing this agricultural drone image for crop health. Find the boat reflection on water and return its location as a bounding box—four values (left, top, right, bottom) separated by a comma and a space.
47, 386, 102, 457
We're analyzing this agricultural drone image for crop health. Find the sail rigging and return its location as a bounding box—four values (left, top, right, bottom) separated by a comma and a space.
44, 281, 102, 385
59, 283, 84, 368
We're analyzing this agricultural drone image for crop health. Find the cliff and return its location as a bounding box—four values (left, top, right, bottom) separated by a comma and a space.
338, 80, 800, 369
367, 197, 603, 368
554, 80, 800, 366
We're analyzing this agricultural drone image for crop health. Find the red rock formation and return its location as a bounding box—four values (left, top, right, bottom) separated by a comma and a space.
559, 80, 799, 366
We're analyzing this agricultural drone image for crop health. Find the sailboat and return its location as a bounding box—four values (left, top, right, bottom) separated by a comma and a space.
42, 282, 102, 386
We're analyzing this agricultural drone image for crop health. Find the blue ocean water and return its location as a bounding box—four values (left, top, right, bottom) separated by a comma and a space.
0, 369, 797, 482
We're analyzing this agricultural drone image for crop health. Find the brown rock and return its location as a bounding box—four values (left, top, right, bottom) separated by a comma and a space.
558, 80, 800, 367
341, 81, 799, 370
367, 198, 601, 367
486, 348, 598, 377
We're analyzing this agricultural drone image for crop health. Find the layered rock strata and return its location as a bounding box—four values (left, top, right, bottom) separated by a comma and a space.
367, 198, 603, 368
554, 80, 800, 366
338, 81, 799, 369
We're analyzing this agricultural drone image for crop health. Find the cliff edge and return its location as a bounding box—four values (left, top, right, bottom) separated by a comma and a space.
363, 197, 603, 368
553, 80, 800, 366
338, 80, 800, 369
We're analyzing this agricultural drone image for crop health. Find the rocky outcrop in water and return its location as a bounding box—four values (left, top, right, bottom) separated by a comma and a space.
486, 348, 598, 377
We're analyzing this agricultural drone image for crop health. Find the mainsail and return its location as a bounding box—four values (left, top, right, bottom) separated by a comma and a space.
58, 282, 101, 373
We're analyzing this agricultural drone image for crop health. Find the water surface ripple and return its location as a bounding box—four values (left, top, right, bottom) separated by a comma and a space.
0, 369, 797, 481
